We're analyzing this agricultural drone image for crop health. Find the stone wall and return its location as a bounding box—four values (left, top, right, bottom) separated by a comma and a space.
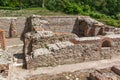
0, 17, 26, 37
72, 16, 105, 37
41, 16, 77, 32
25, 33, 120, 69
0, 16, 77, 37
27, 42, 101, 69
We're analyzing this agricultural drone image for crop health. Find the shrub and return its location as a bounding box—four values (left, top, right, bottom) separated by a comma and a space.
46, 0, 82, 14
82, 5, 91, 12
46, 0, 66, 11
89, 12, 103, 19
105, 19, 118, 27
64, 3, 82, 14
116, 13, 120, 20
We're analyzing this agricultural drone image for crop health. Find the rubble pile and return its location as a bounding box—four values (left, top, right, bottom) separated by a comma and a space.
0, 50, 11, 78
26, 67, 120, 80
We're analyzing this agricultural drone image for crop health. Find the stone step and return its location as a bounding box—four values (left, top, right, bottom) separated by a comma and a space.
111, 66, 120, 76
89, 70, 117, 80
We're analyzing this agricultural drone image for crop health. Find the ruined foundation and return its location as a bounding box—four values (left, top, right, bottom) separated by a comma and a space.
0, 15, 120, 80
22, 15, 120, 69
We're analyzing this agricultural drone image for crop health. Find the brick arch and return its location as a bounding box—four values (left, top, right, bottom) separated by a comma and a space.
101, 38, 113, 47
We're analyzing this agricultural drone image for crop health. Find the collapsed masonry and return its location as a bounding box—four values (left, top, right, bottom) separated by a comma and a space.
0, 50, 11, 78
23, 15, 120, 69
0, 29, 10, 79
27, 66, 120, 80
89, 66, 120, 80
73, 16, 120, 37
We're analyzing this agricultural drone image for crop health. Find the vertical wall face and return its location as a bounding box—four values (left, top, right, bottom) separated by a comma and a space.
27, 34, 120, 69
27, 41, 102, 69
100, 38, 120, 59
72, 17, 105, 37
0, 16, 78, 37
0, 16, 119, 38
41, 16, 77, 32
0, 29, 6, 50
0, 17, 26, 37
111, 39, 120, 55
21, 15, 120, 69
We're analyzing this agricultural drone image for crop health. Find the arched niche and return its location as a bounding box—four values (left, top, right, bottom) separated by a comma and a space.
102, 40, 112, 47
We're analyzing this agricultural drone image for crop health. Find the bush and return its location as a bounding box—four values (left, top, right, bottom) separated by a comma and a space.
89, 12, 103, 19
46, 0, 82, 14
82, 5, 91, 12
46, 0, 66, 11
104, 19, 118, 27
116, 13, 120, 20
64, 3, 82, 14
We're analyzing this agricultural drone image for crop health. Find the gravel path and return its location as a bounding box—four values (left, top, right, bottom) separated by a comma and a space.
6, 38, 23, 47
7, 56, 120, 80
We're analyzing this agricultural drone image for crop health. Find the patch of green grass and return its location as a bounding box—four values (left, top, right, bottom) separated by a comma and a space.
0, 6, 19, 10
23, 7, 45, 10
0, 7, 67, 17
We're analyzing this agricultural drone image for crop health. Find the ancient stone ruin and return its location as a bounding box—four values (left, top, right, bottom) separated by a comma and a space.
0, 15, 119, 80
9, 19, 17, 37
22, 15, 120, 69
0, 29, 6, 50
73, 16, 105, 37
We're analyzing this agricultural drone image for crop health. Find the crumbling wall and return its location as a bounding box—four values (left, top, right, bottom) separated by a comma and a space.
0, 16, 120, 38
100, 35, 120, 59
41, 16, 77, 32
0, 16, 77, 37
22, 15, 120, 69
0, 50, 11, 78
0, 17, 26, 37
72, 17, 105, 37
27, 41, 101, 69
24, 34, 120, 69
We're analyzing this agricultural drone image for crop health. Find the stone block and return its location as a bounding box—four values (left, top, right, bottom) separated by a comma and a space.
111, 66, 120, 76
89, 70, 116, 80
33, 48, 52, 57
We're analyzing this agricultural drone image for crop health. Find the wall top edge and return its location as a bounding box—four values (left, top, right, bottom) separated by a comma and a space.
0, 17, 26, 19
0, 16, 90, 19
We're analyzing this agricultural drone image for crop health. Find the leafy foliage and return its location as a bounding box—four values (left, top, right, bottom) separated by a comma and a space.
0, 0, 120, 27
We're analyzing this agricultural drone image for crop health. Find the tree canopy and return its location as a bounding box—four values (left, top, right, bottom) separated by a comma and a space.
0, 0, 120, 19
1, 0, 120, 27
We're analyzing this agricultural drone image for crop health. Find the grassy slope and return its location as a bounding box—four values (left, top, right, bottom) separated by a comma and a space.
0, 7, 67, 17
0, 7, 119, 27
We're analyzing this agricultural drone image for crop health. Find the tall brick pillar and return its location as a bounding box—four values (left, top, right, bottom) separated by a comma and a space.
100, 26, 105, 35
93, 24, 97, 36
84, 25, 90, 37
0, 29, 6, 50
9, 19, 18, 37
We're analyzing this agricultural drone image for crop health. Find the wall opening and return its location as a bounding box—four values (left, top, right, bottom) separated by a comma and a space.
102, 40, 111, 47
